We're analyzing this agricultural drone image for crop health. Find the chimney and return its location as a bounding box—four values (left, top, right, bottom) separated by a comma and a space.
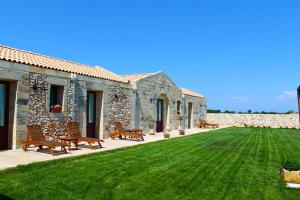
298, 85, 300, 126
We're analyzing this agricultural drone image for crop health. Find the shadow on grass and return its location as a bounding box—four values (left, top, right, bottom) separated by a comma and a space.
0, 194, 14, 200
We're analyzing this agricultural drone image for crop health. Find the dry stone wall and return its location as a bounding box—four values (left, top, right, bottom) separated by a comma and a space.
183, 95, 207, 128
107, 86, 132, 132
27, 72, 79, 140
207, 113, 299, 128
133, 72, 183, 133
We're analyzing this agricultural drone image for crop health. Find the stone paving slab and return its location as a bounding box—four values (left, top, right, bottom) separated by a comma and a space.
0, 128, 219, 171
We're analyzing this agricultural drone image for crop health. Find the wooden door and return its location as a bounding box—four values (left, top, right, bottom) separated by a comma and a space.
188, 102, 193, 129
86, 91, 96, 138
0, 81, 10, 150
156, 99, 164, 132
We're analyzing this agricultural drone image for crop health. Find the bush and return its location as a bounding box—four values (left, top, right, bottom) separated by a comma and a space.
282, 161, 300, 171
207, 109, 221, 113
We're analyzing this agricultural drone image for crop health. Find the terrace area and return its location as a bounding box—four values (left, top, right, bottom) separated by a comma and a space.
0, 128, 213, 170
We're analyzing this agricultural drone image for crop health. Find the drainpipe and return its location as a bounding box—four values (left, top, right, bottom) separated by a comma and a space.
71, 73, 77, 122
297, 85, 300, 126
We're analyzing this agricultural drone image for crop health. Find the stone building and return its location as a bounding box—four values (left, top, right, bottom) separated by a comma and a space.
0, 45, 206, 150
124, 72, 207, 134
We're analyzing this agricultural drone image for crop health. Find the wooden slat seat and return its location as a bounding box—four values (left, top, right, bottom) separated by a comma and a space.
199, 120, 219, 129
21, 125, 67, 156
67, 122, 104, 149
110, 122, 144, 141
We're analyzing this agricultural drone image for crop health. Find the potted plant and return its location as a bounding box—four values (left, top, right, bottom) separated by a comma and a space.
164, 125, 171, 138
50, 104, 62, 113
177, 115, 185, 135
281, 161, 300, 188
146, 115, 156, 135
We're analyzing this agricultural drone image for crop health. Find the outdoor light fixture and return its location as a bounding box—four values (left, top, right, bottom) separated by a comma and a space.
150, 98, 156, 104
297, 85, 300, 126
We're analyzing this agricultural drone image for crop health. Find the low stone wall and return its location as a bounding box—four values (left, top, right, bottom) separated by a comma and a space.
207, 113, 299, 128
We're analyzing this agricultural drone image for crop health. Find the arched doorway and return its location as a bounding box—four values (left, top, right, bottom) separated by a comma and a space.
156, 93, 169, 132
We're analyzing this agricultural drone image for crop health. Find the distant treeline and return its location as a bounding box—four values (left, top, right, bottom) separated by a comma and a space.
207, 109, 296, 114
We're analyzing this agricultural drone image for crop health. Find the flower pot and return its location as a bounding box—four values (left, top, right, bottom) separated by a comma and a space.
179, 130, 185, 135
149, 128, 155, 135
51, 104, 62, 113
164, 132, 170, 138
282, 168, 300, 183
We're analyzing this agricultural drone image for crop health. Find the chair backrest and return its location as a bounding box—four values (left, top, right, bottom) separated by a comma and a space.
27, 125, 45, 141
114, 122, 125, 132
67, 122, 81, 138
200, 120, 208, 125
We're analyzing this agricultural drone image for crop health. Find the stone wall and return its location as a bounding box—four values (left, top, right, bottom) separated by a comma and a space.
133, 72, 183, 133
107, 86, 132, 132
183, 95, 207, 128
0, 60, 133, 148
207, 113, 299, 128
27, 72, 78, 140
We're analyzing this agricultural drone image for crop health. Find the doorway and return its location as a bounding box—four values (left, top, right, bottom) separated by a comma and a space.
86, 91, 96, 138
188, 102, 193, 129
0, 81, 10, 150
156, 99, 164, 132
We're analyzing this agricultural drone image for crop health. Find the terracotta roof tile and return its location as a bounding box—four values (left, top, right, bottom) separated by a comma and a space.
122, 73, 155, 82
182, 88, 204, 98
0, 45, 129, 83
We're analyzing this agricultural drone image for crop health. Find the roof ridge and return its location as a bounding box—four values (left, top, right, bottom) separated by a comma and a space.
122, 72, 157, 77
0, 44, 100, 69
181, 87, 204, 98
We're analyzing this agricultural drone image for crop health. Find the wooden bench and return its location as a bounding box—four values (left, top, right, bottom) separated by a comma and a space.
110, 122, 144, 141
67, 122, 104, 149
21, 125, 67, 156
199, 120, 219, 129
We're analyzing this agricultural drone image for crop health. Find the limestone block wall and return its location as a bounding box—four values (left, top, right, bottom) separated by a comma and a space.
27, 72, 78, 140
183, 95, 207, 128
133, 72, 182, 133
107, 86, 132, 132
207, 113, 299, 128
0, 60, 133, 149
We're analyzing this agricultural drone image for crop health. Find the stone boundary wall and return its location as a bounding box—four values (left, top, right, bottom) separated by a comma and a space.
207, 113, 299, 128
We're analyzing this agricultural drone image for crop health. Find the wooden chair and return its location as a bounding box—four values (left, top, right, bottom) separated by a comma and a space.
199, 120, 219, 129
21, 125, 67, 156
110, 122, 144, 141
67, 122, 104, 149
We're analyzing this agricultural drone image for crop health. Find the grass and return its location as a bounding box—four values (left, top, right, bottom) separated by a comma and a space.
1, 127, 300, 200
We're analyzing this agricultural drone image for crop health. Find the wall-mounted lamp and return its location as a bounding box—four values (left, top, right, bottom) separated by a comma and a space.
150, 98, 156, 104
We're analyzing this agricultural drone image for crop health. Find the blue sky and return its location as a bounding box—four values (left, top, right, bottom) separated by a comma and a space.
0, 0, 299, 112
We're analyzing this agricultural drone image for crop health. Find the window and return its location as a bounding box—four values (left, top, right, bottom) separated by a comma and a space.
176, 101, 181, 115
49, 85, 64, 113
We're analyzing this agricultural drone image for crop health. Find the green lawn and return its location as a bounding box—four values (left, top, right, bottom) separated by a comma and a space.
1, 127, 300, 200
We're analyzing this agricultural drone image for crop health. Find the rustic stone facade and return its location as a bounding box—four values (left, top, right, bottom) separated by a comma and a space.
26, 73, 82, 140
0, 58, 206, 150
207, 113, 299, 128
183, 94, 207, 129
0, 60, 133, 149
131, 72, 207, 133
108, 86, 132, 131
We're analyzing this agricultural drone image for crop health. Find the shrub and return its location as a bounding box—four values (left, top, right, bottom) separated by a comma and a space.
282, 161, 300, 171
207, 109, 221, 113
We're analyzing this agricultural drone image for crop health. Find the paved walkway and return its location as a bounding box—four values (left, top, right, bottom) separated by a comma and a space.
0, 128, 218, 170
